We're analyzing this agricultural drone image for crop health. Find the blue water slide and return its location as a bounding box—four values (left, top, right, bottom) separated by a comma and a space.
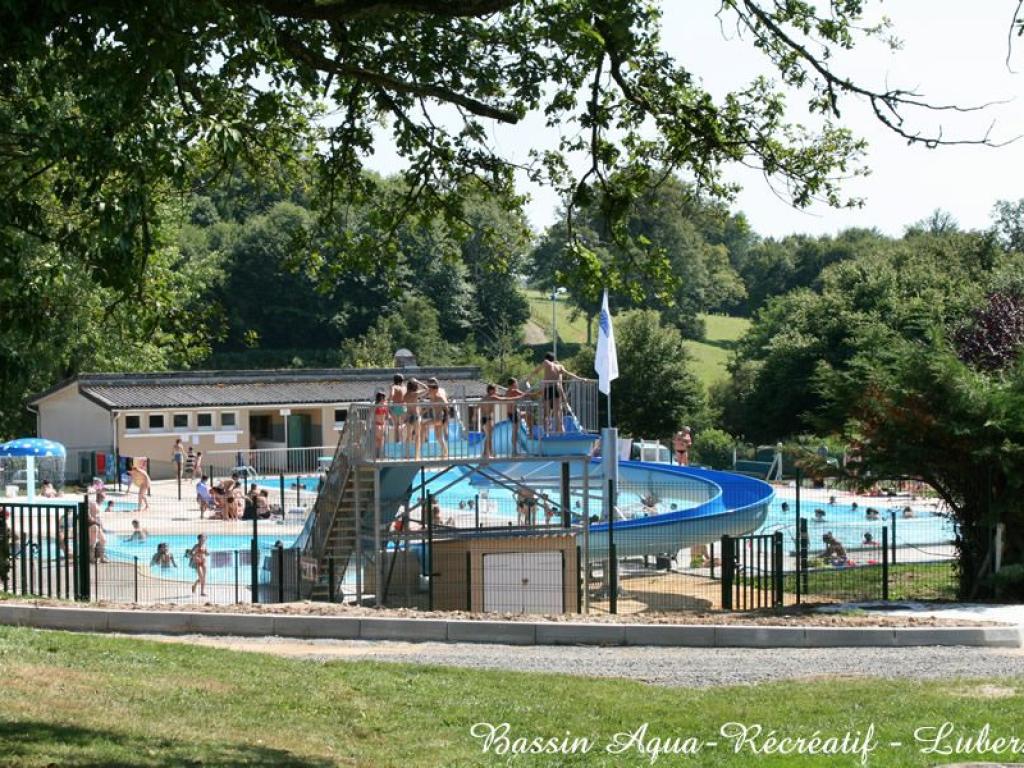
449, 458, 774, 559
583, 461, 774, 558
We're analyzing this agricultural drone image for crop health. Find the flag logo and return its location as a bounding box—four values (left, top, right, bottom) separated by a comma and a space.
595, 289, 618, 396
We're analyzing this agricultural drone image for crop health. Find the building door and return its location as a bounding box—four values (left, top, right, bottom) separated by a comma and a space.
482, 552, 563, 614
286, 414, 312, 471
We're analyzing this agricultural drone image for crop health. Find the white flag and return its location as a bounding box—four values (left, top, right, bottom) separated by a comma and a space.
595, 289, 618, 395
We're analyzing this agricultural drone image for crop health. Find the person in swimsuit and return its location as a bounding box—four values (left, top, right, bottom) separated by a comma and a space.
528, 352, 583, 433
122, 519, 148, 542
425, 377, 450, 458
673, 428, 692, 466
504, 378, 527, 455
172, 438, 184, 482
403, 379, 424, 459
184, 445, 195, 480
516, 486, 537, 526
188, 533, 209, 596
389, 374, 407, 443
87, 492, 109, 563
129, 464, 151, 512
372, 391, 391, 455
151, 542, 177, 568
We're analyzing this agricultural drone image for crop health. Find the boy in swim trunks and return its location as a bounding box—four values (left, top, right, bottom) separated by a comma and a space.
389, 374, 406, 443
504, 378, 527, 454
528, 353, 583, 433
404, 379, 425, 460
425, 377, 450, 458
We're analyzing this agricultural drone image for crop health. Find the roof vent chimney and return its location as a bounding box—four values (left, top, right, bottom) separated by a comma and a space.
393, 348, 417, 368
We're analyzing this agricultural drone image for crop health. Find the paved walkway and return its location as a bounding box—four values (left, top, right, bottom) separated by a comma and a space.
833, 602, 1024, 627
131, 633, 1024, 688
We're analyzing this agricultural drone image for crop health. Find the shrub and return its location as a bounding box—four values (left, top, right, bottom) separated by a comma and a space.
692, 428, 735, 469
988, 564, 1024, 601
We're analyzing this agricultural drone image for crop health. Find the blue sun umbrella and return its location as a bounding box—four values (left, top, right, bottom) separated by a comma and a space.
0, 438, 66, 501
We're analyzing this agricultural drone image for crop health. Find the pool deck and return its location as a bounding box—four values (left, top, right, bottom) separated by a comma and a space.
4, 478, 310, 539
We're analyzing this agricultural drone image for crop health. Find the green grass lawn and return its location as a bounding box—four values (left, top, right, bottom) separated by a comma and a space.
782, 562, 959, 602
2, 625, 1023, 766
523, 290, 749, 387
525, 288, 591, 347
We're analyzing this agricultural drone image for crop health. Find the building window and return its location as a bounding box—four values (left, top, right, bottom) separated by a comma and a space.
125, 415, 141, 431
197, 412, 213, 429
173, 413, 189, 429
148, 414, 165, 430
334, 408, 347, 424
220, 412, 237, 428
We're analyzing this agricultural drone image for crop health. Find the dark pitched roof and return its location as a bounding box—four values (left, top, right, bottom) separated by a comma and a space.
30, 367, 486, 410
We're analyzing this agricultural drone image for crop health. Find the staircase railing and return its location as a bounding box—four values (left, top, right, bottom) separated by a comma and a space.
295, 425, 354, 597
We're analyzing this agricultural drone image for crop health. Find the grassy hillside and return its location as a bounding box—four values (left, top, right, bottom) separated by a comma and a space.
683, 314, 749, 388
522, 289, 748, 388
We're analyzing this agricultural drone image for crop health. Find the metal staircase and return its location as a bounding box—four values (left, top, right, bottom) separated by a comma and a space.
307, 465, 375, 600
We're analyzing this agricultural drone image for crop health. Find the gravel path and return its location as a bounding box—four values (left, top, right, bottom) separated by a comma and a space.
133, 634, 1024, 688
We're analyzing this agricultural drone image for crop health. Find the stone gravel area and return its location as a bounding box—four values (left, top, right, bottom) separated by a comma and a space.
6, 597, 1006, 627
134, 633, 1024, 689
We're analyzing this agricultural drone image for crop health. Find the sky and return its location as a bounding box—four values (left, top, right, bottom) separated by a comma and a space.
363, 2, 1024, 239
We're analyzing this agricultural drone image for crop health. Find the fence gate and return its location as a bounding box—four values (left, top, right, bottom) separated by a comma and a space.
1, 501, 90, 600
721, 532, 784, 610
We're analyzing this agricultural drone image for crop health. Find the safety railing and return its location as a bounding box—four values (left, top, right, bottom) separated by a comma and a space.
340, 383, 601, 465
204, 446, 333, 477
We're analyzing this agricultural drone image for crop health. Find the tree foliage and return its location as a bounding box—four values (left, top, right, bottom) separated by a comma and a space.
530, 177, 750, 339
718, 228, 1011, 442
572, 309, 706, 438
819, 334, 1024, 598
0, 0, 979, 303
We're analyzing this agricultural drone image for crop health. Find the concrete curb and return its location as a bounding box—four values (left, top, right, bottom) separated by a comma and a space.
0, 604, 1019, 648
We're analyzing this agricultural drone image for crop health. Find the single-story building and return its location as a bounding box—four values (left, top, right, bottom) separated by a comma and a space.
28, 366, 486, 479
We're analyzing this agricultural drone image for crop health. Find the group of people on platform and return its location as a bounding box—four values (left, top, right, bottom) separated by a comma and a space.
372, 353, 585, 460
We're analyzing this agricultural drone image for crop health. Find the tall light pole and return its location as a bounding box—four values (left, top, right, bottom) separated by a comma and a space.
550, 286, 566, 358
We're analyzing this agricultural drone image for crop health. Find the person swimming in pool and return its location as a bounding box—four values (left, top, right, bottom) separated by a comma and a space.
122, 519, 148, 542
151, 542, 177, 568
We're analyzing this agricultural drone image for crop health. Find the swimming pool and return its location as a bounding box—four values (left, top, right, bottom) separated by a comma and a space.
17, 533, 298, 585
754, 496, 956, 553
108, 534, 297, 584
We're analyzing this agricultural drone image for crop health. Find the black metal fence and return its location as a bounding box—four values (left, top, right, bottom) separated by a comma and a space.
1, 464, 962, 613
1, 501, 90, 600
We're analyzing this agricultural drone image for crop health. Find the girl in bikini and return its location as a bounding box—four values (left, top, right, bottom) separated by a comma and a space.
189, 533, 209, 596
373, 391, 390, 455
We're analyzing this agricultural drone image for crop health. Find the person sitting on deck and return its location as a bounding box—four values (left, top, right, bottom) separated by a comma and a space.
822, 532, 848, 565
40, 480, 58, 498
196, 476, 214, 518
255, 490, 272, 519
